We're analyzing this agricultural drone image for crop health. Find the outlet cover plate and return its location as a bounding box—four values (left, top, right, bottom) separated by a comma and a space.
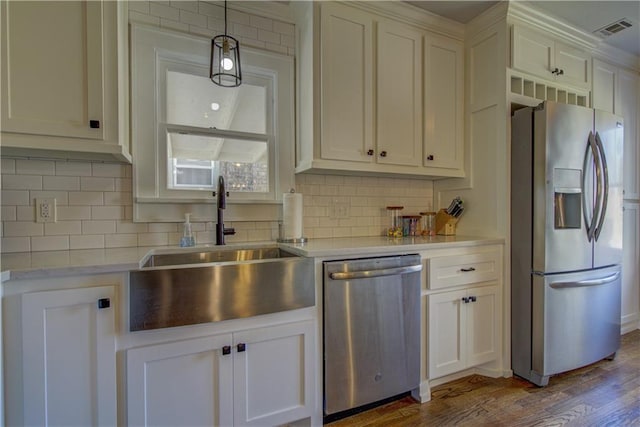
36, 198, 56, 223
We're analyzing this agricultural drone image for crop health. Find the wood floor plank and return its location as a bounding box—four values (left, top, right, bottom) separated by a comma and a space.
327, 330, 640, 426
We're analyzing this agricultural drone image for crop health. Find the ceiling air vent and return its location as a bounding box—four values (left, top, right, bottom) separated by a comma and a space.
595, 19, 633, 37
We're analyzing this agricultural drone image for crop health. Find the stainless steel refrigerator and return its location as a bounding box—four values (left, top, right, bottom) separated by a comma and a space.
511, 101, 623, 386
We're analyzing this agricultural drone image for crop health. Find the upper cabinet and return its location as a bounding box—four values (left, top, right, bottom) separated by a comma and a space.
511, 24, 591, 90
593, 58, 640, 200
0, 0, 130, 162
296, 2, 465, 179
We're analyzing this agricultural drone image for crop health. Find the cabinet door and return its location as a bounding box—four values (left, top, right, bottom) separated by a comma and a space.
622, 203, 639, 331
127, 334, 234, 427
320, 3, 374, 163
22, 286, 116, 426
592, 58, 616, 114
1, 1, 103, 139
511, 25, 554, 80
377, 20, 423, 167
555, 41, 590, 89
617, 68, 639, 200
424, 34, 464, 171
428, 289, 466, 379
233, 320, 315, 426
466, 286, 499, 367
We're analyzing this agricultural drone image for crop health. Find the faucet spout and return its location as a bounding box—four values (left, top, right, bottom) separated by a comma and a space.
215, 176, 235, 245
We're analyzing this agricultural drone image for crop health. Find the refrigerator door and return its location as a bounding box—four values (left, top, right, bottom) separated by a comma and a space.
530, 265, 621, 386
533, 102, 593, 274
593, 111, 624, 268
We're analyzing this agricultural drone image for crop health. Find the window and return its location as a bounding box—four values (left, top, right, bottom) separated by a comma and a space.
131, 25, 294, 222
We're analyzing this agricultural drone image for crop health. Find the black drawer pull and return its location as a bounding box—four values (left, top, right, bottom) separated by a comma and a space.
460, 267, 476, 272
222, 345, 231, 355
237, 343, 246, 352
97, 298, 110, 309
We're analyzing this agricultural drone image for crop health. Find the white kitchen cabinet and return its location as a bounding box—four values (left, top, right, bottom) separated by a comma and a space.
0, 0, 130, 162
424, 35, 464, 171
511, 24, 590, 90
295, 1, 465, 178
592, 59, 639, 200
622, 202, 640, 333
319, 2, 373, 164
21, 285, 117, 426
428, 285, 498, 379
127, 320, 315, 427
376, 20, 423, 167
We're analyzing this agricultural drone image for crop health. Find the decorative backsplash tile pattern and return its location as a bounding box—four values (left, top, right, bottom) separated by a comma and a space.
1, 158, 433, 253
0, 2, 434, 253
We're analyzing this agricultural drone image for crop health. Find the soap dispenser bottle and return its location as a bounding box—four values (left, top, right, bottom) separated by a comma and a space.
180, 213, 196, 247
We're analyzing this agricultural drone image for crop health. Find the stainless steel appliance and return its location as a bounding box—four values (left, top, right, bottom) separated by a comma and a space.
511, 101, 623, 386
323, 255, 422, 415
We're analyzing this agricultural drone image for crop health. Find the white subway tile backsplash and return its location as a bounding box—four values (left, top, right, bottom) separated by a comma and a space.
1, 159, 16, 174
258, 29, 280, 44
250, 15, 273, 31
180, 9, 207, 27
105, 233, 138, 248
31, 236, 69, 252
4, 222, 44, 237
2, 175, 42, 190
129, 10, 161, 25
227, 9, 251, 25
104, 192, 132, 206
45, 221, 82, 236
57, 206, 92, 221
149, 2, 179, 20
82, 220, 116, 235
281, 33, 294, 48
81, 177, 115, 192
1, 190, 29, 206
273, 20, 294, 36
91, 206, 125, 220
198, 2, 221, 18
128, 0, 150, 14
16, 206, 36, 221
16, 159, 55, 175
30, 191, 69, 205
172, 1, 198, 12
116, 221, 148, 234
1, 206, 16, 221
138, 233, 169, 247
148, 223, 178, 232
92, 163, 128, 178
70, 235, 105, 250
55, 161, 92, 176
43, 176, 81, 191
1, 237, 30, 253
69, 191, 104, 206
161, 18, 189, 32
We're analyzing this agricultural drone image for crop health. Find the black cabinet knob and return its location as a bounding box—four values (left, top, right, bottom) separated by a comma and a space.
380, 151, 387, 157
367, 149, 374, 156
89, 120, 100, 129
461, 297, 469, 304
237, 343, 246, 352
469, 296, 477, 303
97, 298, 110, 309
426, 154, 434, 161
222, 345, 231, 355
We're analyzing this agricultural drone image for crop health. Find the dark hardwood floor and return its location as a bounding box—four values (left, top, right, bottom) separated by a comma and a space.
327, 330, 640, 426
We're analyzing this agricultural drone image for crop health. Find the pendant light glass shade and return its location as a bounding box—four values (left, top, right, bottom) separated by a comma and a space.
210, 1, 242, 87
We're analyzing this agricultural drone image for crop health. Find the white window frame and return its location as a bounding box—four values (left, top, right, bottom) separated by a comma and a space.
131, 24, 294, 222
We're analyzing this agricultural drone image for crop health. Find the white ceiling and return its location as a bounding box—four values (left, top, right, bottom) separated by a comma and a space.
408, 1, 640, 57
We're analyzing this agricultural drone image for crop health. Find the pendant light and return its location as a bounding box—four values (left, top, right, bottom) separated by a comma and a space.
210, 0, 242, 87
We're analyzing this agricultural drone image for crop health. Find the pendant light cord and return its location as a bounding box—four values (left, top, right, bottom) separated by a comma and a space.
224, 0, 228, 36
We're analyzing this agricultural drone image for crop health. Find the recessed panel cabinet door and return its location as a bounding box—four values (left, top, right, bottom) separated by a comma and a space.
377, 20, 423, 167
22, 286, 116, 427
233, 321, 315, 426
127, 334, 234, 427
320, 3, 373, 163
617, 69, 639, 200
466, 286, 499, 367
428, 289, 466, 379
511, 25, 554, 80
424, 35, 464, 171
554, 41, 590, 89
1, 1, 103, 139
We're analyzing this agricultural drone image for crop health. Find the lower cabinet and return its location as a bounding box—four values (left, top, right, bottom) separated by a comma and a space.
127, 320, 315, 427
428, 285, 499, 379
21, 285, 117, 426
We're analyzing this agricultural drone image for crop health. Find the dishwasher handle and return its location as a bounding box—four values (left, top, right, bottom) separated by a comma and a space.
329, 264, 422, 280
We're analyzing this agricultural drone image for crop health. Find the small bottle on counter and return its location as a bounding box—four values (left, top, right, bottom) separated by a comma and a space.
420, 211, 436, 237
180, 213, 196, 247
386, 206, 404, 237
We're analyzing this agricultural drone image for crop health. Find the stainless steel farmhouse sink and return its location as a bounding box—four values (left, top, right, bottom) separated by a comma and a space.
129, 247, 313, 331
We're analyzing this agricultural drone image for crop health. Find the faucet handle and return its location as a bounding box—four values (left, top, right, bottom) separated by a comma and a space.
223, 227, 235, 236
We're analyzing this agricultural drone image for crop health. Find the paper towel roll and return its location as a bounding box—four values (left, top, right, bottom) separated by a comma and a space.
282, 192, 303, 239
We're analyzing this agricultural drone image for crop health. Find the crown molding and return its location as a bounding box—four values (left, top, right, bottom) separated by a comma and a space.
592, 43, 640, 72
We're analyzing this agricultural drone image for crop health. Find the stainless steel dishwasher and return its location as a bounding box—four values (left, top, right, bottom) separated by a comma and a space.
323, 254, 422, 416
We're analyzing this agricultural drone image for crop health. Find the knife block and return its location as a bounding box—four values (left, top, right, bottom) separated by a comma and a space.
435, 209, 459, 235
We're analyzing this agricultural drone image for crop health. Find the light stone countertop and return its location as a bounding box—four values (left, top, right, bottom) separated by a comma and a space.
1, 235, 503, 282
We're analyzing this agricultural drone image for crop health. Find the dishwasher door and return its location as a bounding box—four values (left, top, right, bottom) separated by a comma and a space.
323, 255, 422, 415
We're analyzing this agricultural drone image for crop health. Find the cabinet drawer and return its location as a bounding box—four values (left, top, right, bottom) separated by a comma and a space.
427, 251, 500, 289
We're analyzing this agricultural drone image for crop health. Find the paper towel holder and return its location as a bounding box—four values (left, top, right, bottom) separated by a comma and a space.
277, 190, 307, 243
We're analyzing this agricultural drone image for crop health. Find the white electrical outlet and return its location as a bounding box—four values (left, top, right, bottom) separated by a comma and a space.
36, 198, 56, 223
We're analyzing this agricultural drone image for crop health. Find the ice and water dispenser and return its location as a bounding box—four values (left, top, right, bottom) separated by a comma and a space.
553, 168, 582, 229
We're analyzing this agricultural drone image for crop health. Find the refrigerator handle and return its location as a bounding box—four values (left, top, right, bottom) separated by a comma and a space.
593, 131, 609, 241
582, 132, 599, 242
549, 272, 619, 289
